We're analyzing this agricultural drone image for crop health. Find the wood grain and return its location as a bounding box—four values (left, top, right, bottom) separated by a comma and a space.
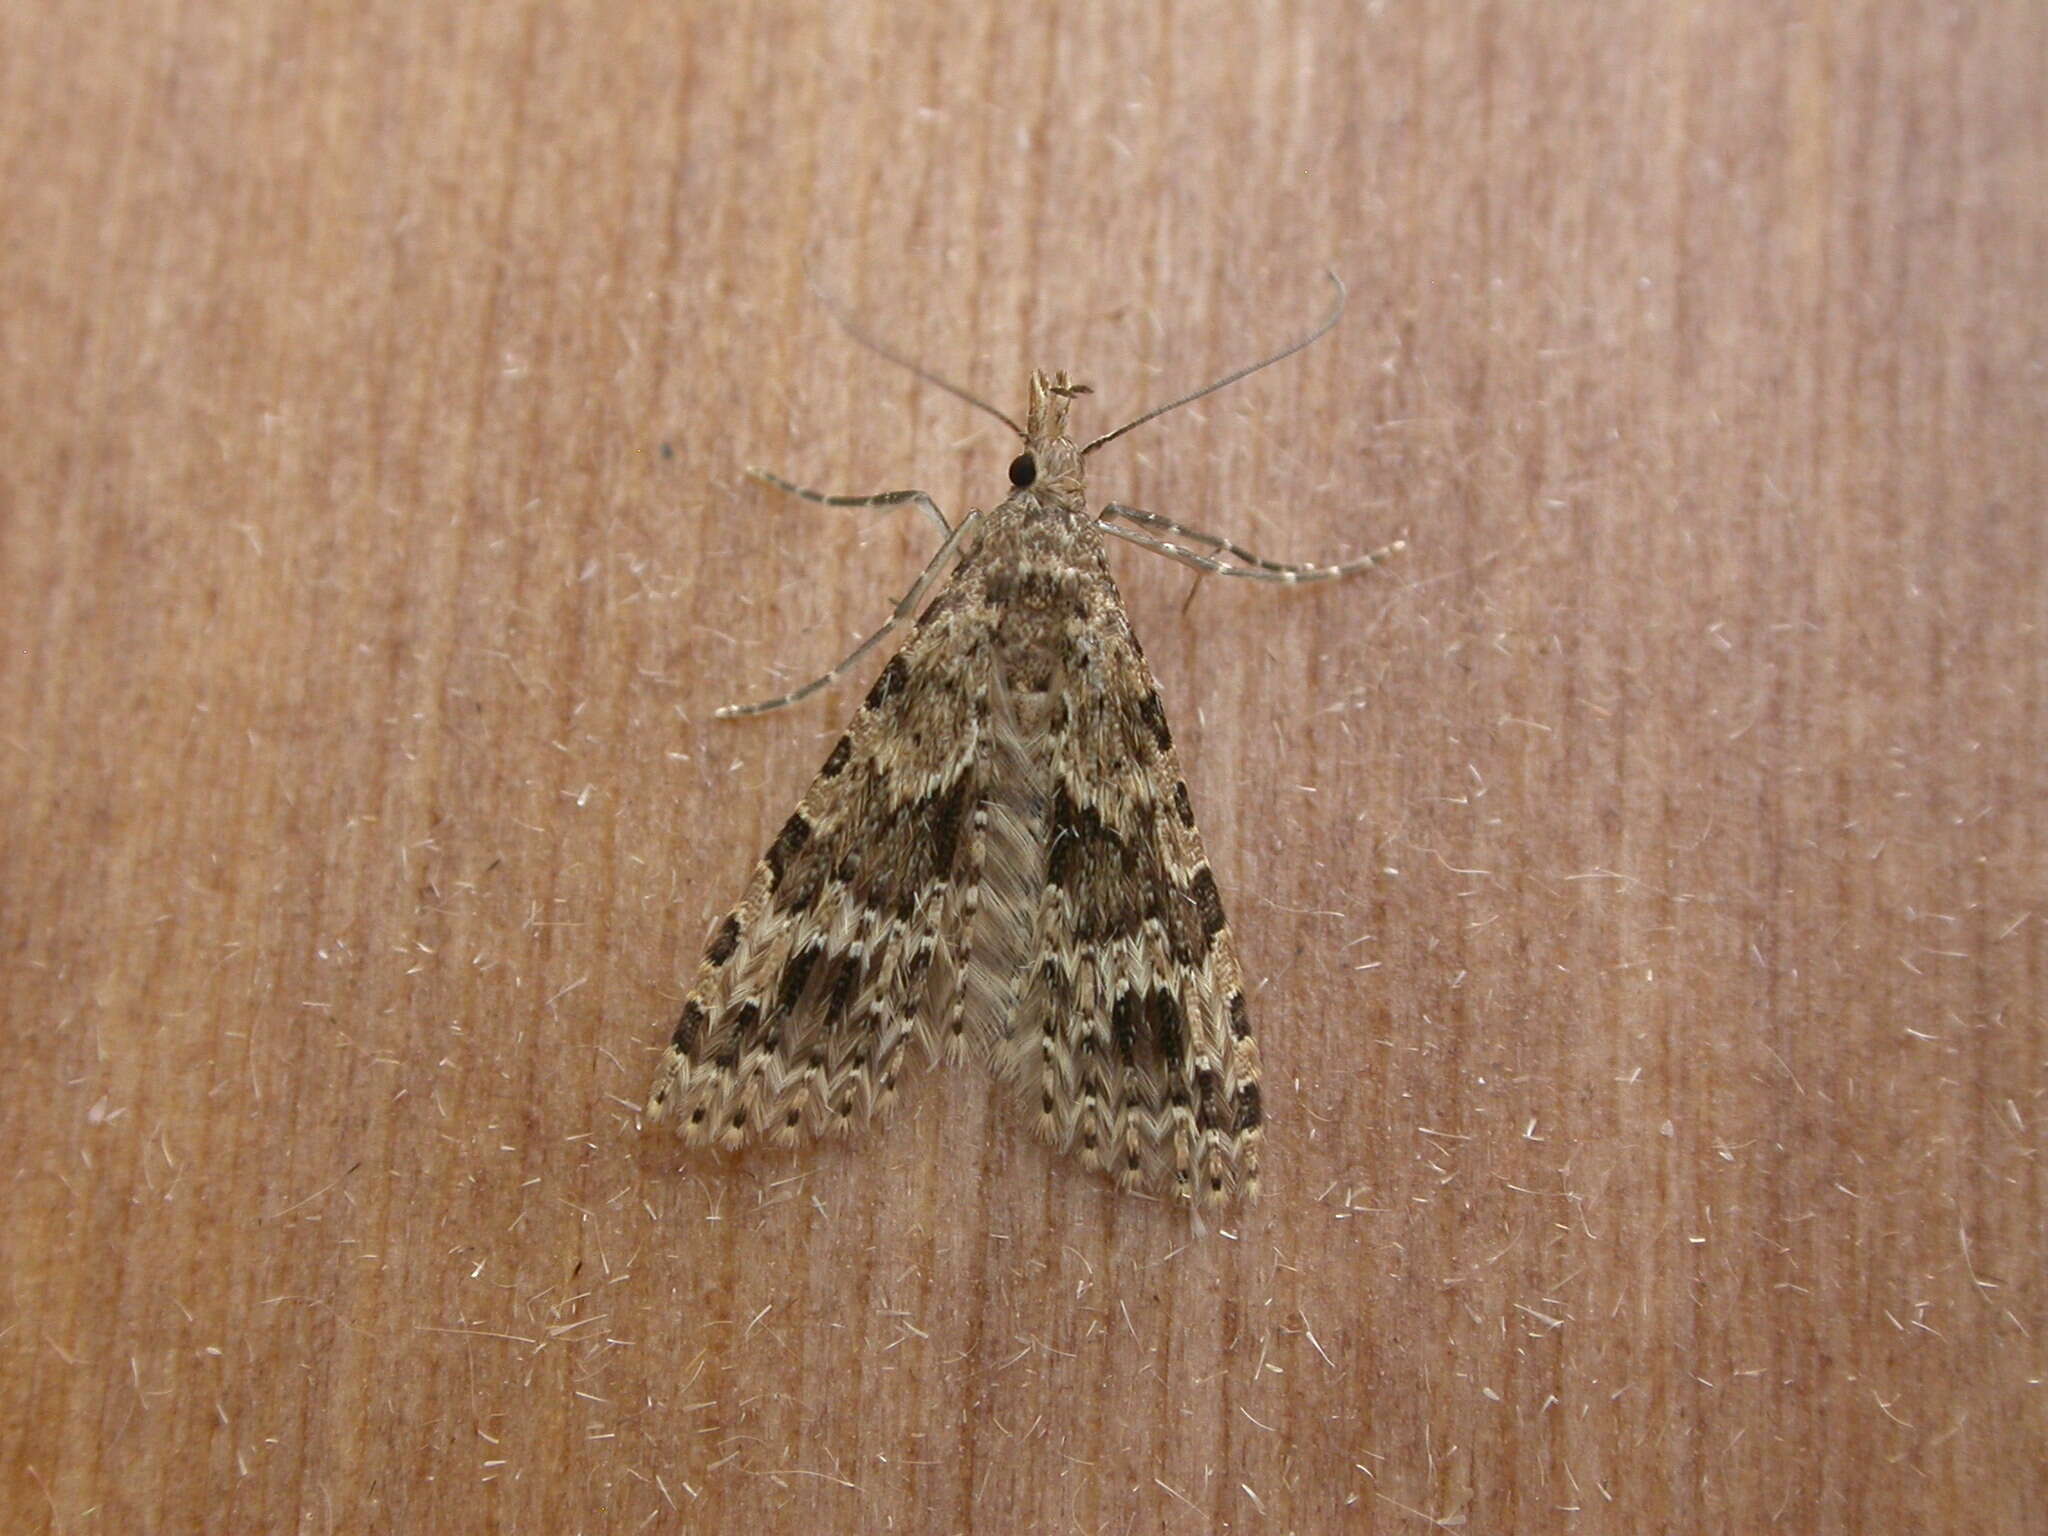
3, 3, 2041, 1531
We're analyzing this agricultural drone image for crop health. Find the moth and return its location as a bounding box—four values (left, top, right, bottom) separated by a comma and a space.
645, 275, 1402, 1206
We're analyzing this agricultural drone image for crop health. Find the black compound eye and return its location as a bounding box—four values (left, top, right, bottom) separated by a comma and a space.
1008, 452, 1037, 488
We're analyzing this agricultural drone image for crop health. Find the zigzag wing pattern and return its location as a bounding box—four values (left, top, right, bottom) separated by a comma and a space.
991, 547, 1264, 1205
643, 562, 995, 1148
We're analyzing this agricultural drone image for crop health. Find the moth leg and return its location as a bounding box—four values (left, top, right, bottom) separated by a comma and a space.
747, 467, 952, 537
716, 506, 983, 719
1101, 503, 1405, 584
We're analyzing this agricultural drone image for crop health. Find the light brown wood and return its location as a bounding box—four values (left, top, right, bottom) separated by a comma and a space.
3, 3, 2041, 1531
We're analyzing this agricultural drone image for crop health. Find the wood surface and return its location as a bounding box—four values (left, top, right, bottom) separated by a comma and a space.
3, 3, 2042, 1531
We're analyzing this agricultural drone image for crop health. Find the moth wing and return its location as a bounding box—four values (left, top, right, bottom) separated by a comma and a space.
644, 579, 991, 1149
997, 569, 1263, 1205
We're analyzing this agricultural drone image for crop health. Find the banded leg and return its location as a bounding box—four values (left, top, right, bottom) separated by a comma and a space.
715, 504, 982, 718
1101, 503, 1405, 583
748, 467, 952, 538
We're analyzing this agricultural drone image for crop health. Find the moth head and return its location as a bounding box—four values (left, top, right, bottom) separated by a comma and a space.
1019, 370, 1091, 491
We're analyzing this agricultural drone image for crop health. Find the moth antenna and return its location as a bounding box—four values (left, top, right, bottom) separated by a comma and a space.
1081, 270, 1347, 457
805, 271, 1025, 438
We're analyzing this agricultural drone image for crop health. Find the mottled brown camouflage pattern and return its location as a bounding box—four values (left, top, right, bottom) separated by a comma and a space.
645, 372, 1266, 1205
